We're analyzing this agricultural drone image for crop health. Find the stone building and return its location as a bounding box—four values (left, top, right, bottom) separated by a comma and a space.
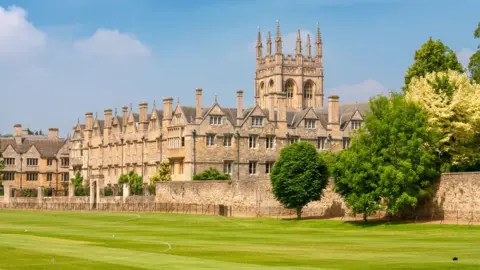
70, 22, 368, 184
0, 125, 70, 190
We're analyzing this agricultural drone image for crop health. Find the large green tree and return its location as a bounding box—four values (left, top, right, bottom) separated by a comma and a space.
469, 22, 480, 84
118, 170, 144, 195
334, 94, 441, 221
271, 142, 330, 219
403, 38, 463, 91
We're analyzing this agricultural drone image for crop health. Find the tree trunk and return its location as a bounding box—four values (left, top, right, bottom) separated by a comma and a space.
296, 206, 302, 220
363, 212, 367, 224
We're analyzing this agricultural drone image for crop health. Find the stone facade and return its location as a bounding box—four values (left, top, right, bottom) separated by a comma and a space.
70, 22, 369, 185
0, 125, 70, 190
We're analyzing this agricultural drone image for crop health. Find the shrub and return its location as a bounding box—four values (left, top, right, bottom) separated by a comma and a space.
193, 167, 231, 180
118, 170, 144, 195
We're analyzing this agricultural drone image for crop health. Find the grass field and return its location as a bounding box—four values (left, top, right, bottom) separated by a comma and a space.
0, 210, 479, 269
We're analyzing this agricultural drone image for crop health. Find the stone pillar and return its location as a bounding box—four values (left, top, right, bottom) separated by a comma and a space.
89, 181, 95, 210
68, 183, 75, 198
123, 184, 130, 203
3, 185, 11, 204
96, 176, 104, 205
37, 186, 44, 204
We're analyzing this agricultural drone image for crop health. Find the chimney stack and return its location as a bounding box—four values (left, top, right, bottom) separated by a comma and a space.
104, 109, 112, 129
269, 95, 275, 121
14, 124, 22, 145
122, 106, 128, 127
138, 102, 148, 131
85, 112, 93, 130
48, 128, 59, 139
327, 95, 340, 125
277, 93, 287, 133
195, 88, 203, 123
236, 90, 243, 125
163, 97, 173, 121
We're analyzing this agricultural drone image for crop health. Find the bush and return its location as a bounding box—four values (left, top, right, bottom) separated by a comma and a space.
150, 161, 171, 183
19, 189, 38, 197
104, 185, 114, 196
193, 167, 231, 180
118, 170, 144, 195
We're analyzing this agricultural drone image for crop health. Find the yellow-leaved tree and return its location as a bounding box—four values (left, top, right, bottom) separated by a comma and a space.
406, 70, 480, 171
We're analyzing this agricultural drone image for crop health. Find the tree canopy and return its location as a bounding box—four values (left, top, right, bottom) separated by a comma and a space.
334, 94, 441, 221
118, 170, 144, 195
271, 142, 330, 219
192, 167, 231, 180
150, 161, 172, 183
404, 38, 463, 91
469, 22, 480, 84
71, 172, 89, 196
406, 70, 480, 171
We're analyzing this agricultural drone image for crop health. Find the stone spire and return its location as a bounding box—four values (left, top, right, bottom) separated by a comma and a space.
266, 31, 272, 56
316, 23, 322, 57
275, 20, 282, 54
306, 33, 311, 57
256, 26, 263, 59
295, 29, 302, 55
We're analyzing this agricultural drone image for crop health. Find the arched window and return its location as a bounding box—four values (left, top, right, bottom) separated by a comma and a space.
268, 80, 274, 93
284, 79, 295, 107
303, 81, 314, 107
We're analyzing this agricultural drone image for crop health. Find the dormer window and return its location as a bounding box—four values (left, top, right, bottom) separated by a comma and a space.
304, 119, 316, 129
351, 120, 362, 130
209, 116, 222, 125
251, 117, 263, 127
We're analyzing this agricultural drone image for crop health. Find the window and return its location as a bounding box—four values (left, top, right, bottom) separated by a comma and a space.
249, 135, 257, 148
251, 117, 263, 127
26, 173, 38, 181
209, 116, 222, 125
3, 172, 14, 180
343, 138, 351, 149
351, 120, 362, 130
47, 159, 53, 166
224, 135, 232, 147
288, 137, 299, 145
61, 158, 69, 167
62, 173, 69, 182
317, 137, 326, 150
179, 161, 184, 174
285, 80, 295, 107
265, 136, 275, 149
265, 162, 274, 174
304, 120, 316, 129
47, 173, 52, 181
304, 82, 313, 100
206, 135, 215, 146
4, 158, 15, 165
249, 161, 257, 175
181, 128, 185, 147
224, 161, 232, 174
27, 158, 38, 166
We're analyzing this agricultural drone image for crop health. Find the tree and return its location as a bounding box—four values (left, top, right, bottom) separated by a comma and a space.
406, 70, 480, 171
150, 161, 172, 183
192, 167, 231, 180
118, 170, 144, 195
71, 172, 89, 196
469, 22, 480, 84
334, 94, 441, 221
271, 142, 330, 219
403, 38, 464, 91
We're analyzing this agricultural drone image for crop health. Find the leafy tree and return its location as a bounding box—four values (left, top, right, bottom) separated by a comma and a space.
406, 70, 480, 171
469, 22, 480, 84
71, 172, 89, 196
318, 151, 337, 177
118, 170, 144, 195
403, 38, 463, 92
193, 167, 231, 180
150, 161, 172, 183
334, 94, 441, 221
271, 142, 330, 219
26, 128, 33, 135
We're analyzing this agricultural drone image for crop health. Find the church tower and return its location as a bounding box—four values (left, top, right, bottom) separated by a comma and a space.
254, 21, 324, 112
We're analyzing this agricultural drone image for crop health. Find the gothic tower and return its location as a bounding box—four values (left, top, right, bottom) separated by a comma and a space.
254, 21, 324, 112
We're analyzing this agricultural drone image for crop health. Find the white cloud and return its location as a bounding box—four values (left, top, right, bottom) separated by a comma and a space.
326, 79, 389, 102
74, 29, 150, 57
0, 6, 46, 57
457, 48, 474, 69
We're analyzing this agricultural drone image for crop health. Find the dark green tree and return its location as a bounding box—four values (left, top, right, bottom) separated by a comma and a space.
192, 167, 231, 180
118, 170, 144, 195
334, 94, 441, 221
469, 22, 480, 84
271, 142, 330, 219
71, 172, 89, 196
403, 38, 463, 91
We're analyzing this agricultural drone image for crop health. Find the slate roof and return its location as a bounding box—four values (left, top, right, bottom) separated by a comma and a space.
0, 137, 69, 158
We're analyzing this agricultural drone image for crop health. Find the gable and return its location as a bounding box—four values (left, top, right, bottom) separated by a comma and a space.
3, 144, 18, 156
351, 110, 363, 121
24, 145, 40, 157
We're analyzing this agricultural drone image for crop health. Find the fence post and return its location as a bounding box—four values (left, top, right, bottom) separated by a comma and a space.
68, 183, 75, 198
37, 186, 44, 205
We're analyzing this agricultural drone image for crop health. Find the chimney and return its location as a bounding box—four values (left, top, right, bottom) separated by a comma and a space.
85, 112, 93, 130
195, 88, 203, 123
269, 95, 275, 121
138, 102, 148, 131
122, 106, 128, 127
327, 95, 340, 125
236, 90, 243, 125
278, 94, 286, 122
163, 97, 173, 121
48, 128, 59, 139
104, 109, 112, 129
14, 124, 22, 145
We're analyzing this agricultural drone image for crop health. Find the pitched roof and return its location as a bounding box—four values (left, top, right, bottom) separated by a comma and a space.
0, 137, 69, 158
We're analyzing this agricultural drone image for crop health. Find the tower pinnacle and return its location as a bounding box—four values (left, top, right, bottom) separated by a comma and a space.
275, 20, 282, 54
256, 26, 263, 59
316, 23, 322, 57
295, 29, 302, 55
266, 31, 272, 56
306, 33, 311, 57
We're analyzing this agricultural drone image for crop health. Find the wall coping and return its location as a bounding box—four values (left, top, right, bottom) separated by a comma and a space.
441, 172, 480, 176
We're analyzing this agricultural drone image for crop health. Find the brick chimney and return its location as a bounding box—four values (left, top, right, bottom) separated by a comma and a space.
48, 128, 59, 139
85, 112, 93, 130
163, 97, 173, 121
327, 95, 339, 125
104, 109, 112, 129
14, 124, 22, 145
122, 106, 128, 127
236, 90, 243, 125
269, 95, 275, 121
138, 102, 148, 131
195, 88, 202, 124
277, 93, 287, 133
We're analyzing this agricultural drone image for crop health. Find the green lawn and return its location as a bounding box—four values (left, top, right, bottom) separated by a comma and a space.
0, 210, 479, 269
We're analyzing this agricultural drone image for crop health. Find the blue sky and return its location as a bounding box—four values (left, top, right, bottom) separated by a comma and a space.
0, 0, 479, 135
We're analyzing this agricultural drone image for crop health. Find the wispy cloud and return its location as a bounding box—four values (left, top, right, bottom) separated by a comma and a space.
326, 79, 389, 103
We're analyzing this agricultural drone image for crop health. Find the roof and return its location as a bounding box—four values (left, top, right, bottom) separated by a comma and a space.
0, 137, 69, 158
